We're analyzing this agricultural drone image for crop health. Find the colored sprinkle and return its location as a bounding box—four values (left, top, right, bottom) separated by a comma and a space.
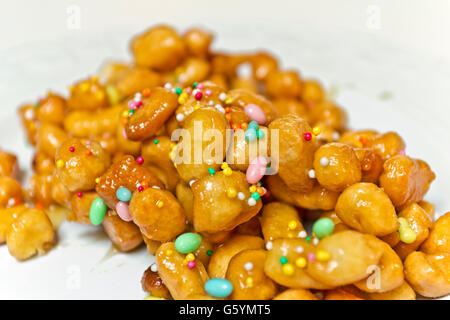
156, 200, 164, 208
244, 262, 254, 271
251, 192, 260, 201
205, 279, 233, 298
316, 250, 331, 262
312, 218, 335, 239
320, 157, 329, 166
197, 83, 204, 90
221, 162, 229, 170
304, 132, 312, 141
153, 139, 159, 144
186, 253, 195, 262
142, 88, 151, 97
245, 277, 254, 287
249, 185, 257, 193
195, 92, 203, 100
312, 126, 321, 136
282, 263, 295, 276
208, 167, 216, 175
206, 250, 213, 256
295, 257, 307, 268
175, 88, 182, 95
85, 149, 92, 156
257, 129, 265, 139
69, 146, 75, 152
193, 82, 198, 88
77, 192, 83, 198
226, 187, 237, 198
308, 169, 316, 179
288, 221, 297, 230
248, 198, 257, 206
150, 263, 158, 272
307, 252, 316, 262
116, 187, 132, 202
306, 236, 311, 242
165, 249, 173, 256
95, 177, 101, 184
279, 256, 288, 265
237, 192, 246, 200
175, 233, 202, 254
176, 113, 185, 122
187, 261, 196, 269
137, 186, 144, 192
298, 231, 307, 238
266, 241, 273, 250
56, 159, 64, 168
223, 167, 232, 176
136, 156, 144, 165
89, 198, 107, 226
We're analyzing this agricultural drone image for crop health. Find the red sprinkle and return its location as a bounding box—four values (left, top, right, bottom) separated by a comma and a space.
77, 192, 83, 198
137, 186, 144, 192
304, 132, 312, 141
69, 146, 75, 152
136, 156, 144, 165
187, 261, 196, 269
194, 92, 203, 100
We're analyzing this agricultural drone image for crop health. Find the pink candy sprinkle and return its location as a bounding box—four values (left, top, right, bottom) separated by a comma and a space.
204, 89, 212, 96
69, 146, 75, 152
136, 156, 144, 165
246, 156, 268, 184
185, 88, 192, 95
116, 201, 133, 222
398, 150, 406, 156
128, 101, 137, 110
196, 83, 204, 90
138, 186, 144, 192
187, 261, 196, 269
244, 104, 267, 125
77, 192, 83, 198
307, 252, 316, 262
194, 92, 203, 100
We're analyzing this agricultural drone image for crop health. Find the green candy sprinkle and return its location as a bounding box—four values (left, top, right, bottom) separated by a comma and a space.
279, 256, 288, 265
175, 232, 202, 254
193, 82, 198, 88
175, 88, 182, 95
153, 139, 159, 144
208, 168, 216, 175
206, 250, 213, 256
312, 217, 335, 239
89, 197, 108, 226
251, 192, 260, 201
306, 236, 311, 242
257, 129, 265, 139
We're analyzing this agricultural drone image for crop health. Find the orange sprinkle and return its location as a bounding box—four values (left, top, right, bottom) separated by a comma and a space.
256, 187, 264, 196
85, 149, 92, 156
231, 123, 240, 130
241, 122, 248, 130
142, 88, 151, 97
35, 202, 44, 210
224, 107, 230, 114
141, 180, 149, 189
121, 118, 128, 126
359, 136, 369, 146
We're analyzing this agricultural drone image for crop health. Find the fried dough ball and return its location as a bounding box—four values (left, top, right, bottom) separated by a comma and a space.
367, 131, 405, 160
418, 200, 435, 220
236, 216, 261, 237
230, 77, 259, 93
366, 282, 416, 300
0, 150, 19, 178
265, 70, 302, 98
142, 236, 161, 255
335, 183, 398, 236
301, 80, 325, 105
177, 57, 211, 85
125, 87, 178, 141
35, 92, 66, 125
68, 192, 98, 224
338, 130, 379, 148
6, 208, 55, 261
272, 99, 309, 120
273, 289, 319, 300
307, 231, 383, 287
268, 115, 316, 192
208, 235, 264, 279
56, 138, 111, 192
141, 265, 172, 299
18, 104, 38, 145
404, 251, 450, 298
309, 101, 348, 132
175, 181, 194, 224
379, 155, 435, 209
228, 89, 278, 125
313, 143, 361, 192
156, 242, 209, 300
323, 287, 364, 300
97, 61, 130, 85
129, 188, 186, 241
354, 236, 404, 293
36, 123, 69, 158
264, 238, 331, 290
250, 52, 278, 81
27, 174, 53, 207
226, 249, 277, 300
421, 212, 450, 255
102, 211, 143, 252
354, 148, 383, 183
0, 205, 26, 243
131, 25, 186, 71
191, 171, 262, 233
95, 155, 164, 208
393, 203, 433, 259
0, 176, 23, 208
32, 152, 55, 175
260, 202, 305, 241
266, 175, 339, 211
68, 77, 108, 110
174, 107, 229, 182
114, 67, 161, 99
183, 28, 213, 57
141, 136, 179, 191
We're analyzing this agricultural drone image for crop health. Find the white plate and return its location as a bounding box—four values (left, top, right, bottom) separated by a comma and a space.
0, 22, 449, 299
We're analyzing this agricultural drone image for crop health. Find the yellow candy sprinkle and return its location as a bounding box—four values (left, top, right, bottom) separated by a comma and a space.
157, 201, 164, 208
96, 90, 105, 101
166, 249, 173, 256
56, 159, 64, 168
226, 187, 237, 198
178, 97, 186, 104
225, 97, 233, 104
288, 220, 297, 230
186, 253, 195, 261
282, 263, 295, 276
295, 257, 307, 268
106, 85, 121, 105
316, 250, 331, 262
170, 142, 177, 149
180, 92, 188, 99
223, 167, 232, 176
121, 110, 129, 118
287, 233, 294, 238
194, 104, 201, 110
95, 177, 101, 184
249, 186, 257, 193
181, 259, 188, 266
221, 162, 229, 170
312, 126, 321, 136
246, 277, 254, 288
80, 82, 90, 92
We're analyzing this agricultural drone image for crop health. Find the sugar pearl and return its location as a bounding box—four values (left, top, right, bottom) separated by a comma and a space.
266, 241, 273, 250
176, 113, 185, 122
237, 192, 245, 200
150, 263, 158, 272
244, 262, 254, 271
320, 157, 329, 166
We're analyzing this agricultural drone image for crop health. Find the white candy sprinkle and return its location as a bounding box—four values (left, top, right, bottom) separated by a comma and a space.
295, 246, 304, 253
298, 231, 307, 238
215, 104, 225, 114
164, 83, 172, 90
237, 192, 245, 200
332, 131, 340, 140
208, 100, 214, 105
320, 157, 329, 166
150, 263, 158, 272
308, 169, 316, 179
176, 113, 185, 122
152, 186, 161, 189
313, 238, 319, 245
244, 262, 254, 271
248, 198, 257, 206
219, 92, 227, 101
266, 241, 273, 250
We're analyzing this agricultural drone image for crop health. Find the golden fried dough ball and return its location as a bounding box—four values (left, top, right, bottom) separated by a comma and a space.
235, 216, 261, 237
404, 251, 450, 298
129, 188, 186, 241
141, 265, 172, 299
367, 131, 405, 160
309, 100, 348, 132
68, 192, 98, 224
0, 205, 26, 244
68, 77, 108, 110
393, 203, 433, 259
6, 208, 55, 261
174, 107, 229, 182
380, 155, 435, 209
323, 287, 364, 300
307, 231, 383, 287
97, 61, 130, 85
207, 235, 264, 279
201, 230, 234, 245
175, 181, 194, 224
0, 176, 23, 208
211, 53, 247, 78
265, 70, 302, 98
313, 143, 361, 192
18, 104, 38, 145
301, 80, 325, 105
226, 249, 278, 300
27, 174, 53, 207
102, 211, 143, 251
0, 150, 19, 178
354, 236, 403, 293
114, 68, 161, 99
183, 28, 213, 57
266, 175, 339, 211
95, 155, 164, 208
142, 236, 161, 255
50, 173, 72, 207
366, 282, 416, 300
230, 77, 259, 93
131, 25, 186, 71
36, 123, 69, 158
32, 152, 55, 175
421, 212, 450, 255
264, 238, 331, 290
35, 93, 66, 125
228, 89, 278, 125
418, 200, 435, 220
177, 57, 211, 85
56, 138, 111, 192
335, 183, 398, 236
260, 202, 304, 241
268, 115, 316, 192
191, 171, 262, 233
338, 130, 379, 148
141, 136, 179, 191
64, 105, 122, 138
250, 52, 278, 81
354, 148, 383, 183
156, 242, 209, 300
273, 289, 319, 300
272, 98, 309, 120
125, 87, 178, 141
